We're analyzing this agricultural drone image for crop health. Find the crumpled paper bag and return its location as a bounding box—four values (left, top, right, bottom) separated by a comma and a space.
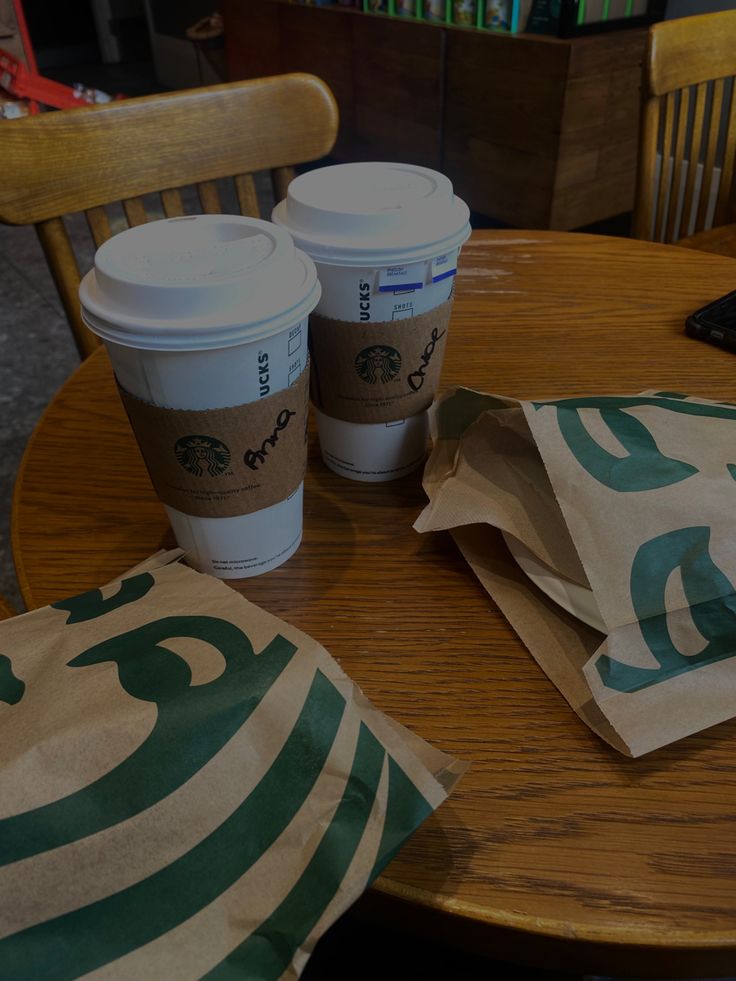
415, 387, 736, 757
0, 551, 464, 980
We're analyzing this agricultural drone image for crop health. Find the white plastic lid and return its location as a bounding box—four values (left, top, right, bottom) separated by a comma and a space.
79, 214, 320, 351
272, 162, 471, 266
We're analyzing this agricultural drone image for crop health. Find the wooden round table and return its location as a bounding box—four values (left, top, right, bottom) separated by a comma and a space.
13, 231, 736, 977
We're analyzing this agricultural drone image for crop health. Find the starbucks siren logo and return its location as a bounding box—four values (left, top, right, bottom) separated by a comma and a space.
175, 435, 231, 476
355, 345, 401, 384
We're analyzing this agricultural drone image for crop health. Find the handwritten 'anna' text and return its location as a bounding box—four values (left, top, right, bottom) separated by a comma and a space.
244, 408, 296, 470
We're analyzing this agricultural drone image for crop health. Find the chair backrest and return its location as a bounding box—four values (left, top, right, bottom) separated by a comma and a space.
0, 73, 338, 358
632, 10, 736, 244
0, 596, 16, 621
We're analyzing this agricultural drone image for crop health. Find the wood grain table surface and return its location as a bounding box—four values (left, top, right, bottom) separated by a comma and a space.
12, 231, 736, 977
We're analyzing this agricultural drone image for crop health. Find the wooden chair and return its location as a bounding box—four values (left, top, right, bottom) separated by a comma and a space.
632, 10, 736, 251
0, 596, 16, 621
0, 73, 338, 359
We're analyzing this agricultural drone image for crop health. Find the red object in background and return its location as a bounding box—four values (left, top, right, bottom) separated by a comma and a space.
11, 0, 36, 72
2, 0, 39, 113
1, 2, 122, 115
0, 47, 120, 112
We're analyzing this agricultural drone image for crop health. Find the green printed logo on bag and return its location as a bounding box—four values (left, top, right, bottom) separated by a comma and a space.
0, 613, 297, 866
537, 395, 736, 492
0, 654, 24, 705
0, 560, 457, 980
596, 526, 736, 693
0, 669, 348, 981
52, 571, 155, 623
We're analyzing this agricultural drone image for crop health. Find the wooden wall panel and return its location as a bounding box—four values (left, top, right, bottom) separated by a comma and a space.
222, 0, 648, 230
443, 28, 569, 227
445, 138, 558, 227
279, 4, 355, 152
444, 30, 570, 159
349, 15, 443, 168
552, 30, 644, 228
224, 0, 280, 80
567, 25, 646, 79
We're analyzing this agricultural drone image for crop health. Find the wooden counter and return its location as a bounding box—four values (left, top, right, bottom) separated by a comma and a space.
222, 0, 646, 229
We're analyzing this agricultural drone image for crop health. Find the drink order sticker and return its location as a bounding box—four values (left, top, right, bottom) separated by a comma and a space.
377, 262, 425, 293
431, 253, 457, 283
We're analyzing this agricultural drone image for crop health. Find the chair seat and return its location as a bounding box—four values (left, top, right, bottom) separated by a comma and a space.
677, 222, 736, 259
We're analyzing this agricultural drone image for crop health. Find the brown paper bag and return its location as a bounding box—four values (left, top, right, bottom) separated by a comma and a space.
0, 551, 464, 979
415, 387, 736, 757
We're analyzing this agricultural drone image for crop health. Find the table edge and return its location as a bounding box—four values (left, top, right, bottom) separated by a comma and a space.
372, 878, 736, 950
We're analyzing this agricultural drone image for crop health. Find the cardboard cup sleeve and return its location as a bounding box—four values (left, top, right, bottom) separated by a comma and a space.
309, 299, 453, 423
118, 365, 309, 519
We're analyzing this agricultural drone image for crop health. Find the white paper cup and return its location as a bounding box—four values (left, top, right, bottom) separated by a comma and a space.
273, 161, 470, 482
79, 215, 320, 578
314, 408, 430, 481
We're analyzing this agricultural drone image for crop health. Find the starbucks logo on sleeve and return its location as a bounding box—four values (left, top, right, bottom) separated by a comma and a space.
175, 435, 231, 476
355, 346, 402, 384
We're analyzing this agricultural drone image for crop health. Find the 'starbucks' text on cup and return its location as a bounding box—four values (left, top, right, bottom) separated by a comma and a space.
273, 161, 470, 483
79, 215, 320, 578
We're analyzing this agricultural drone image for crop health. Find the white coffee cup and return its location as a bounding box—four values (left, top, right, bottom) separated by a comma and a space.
79, 214, 320, 578
273, 161, 470, 482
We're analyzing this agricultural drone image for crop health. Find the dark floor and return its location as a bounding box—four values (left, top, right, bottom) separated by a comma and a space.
302, 913, 580, 980
1, 54, 725, 981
